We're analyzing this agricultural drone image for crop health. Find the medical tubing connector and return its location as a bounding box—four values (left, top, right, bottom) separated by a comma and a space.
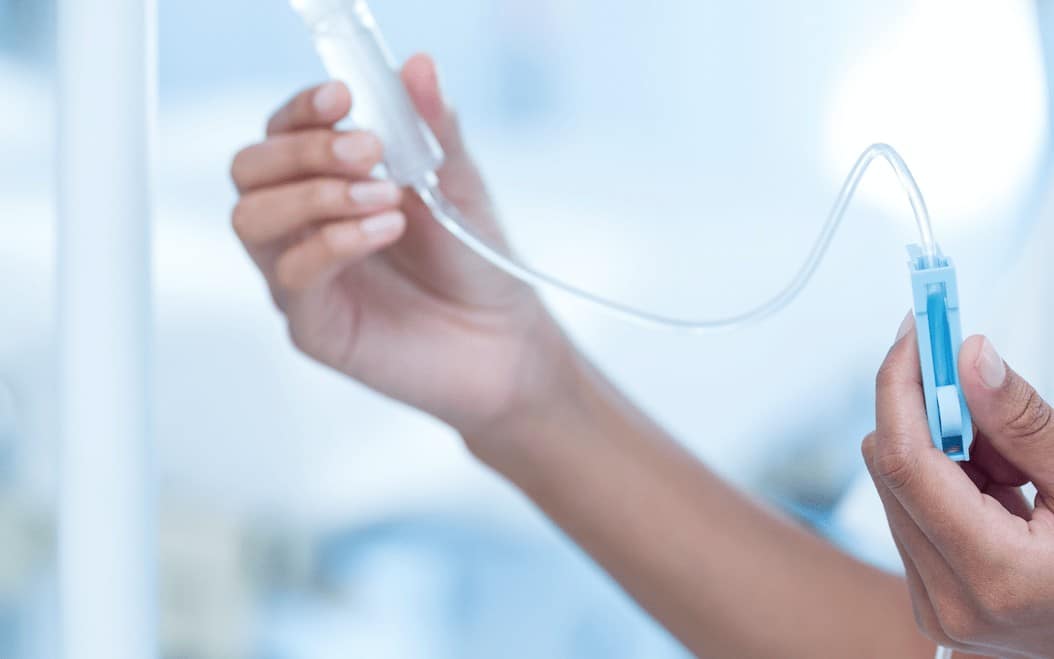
290, 0, 944, 334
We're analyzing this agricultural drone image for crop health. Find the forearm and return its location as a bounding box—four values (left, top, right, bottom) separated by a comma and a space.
465, 356, 934, 658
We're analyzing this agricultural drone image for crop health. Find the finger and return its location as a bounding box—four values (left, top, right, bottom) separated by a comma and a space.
274, 211, 406, 293
873, 317, 1014, 563
866, 442, 1013, 656
233, 178, 403, 247
400, 53, 495, 210
401, 53, 465, 157
267, 81, 351, 136
864, 434, 995, 651
959, 335, 1054, 496
231, 130, 383, 192
863, 435, 961, 648
398, 54, 503, 255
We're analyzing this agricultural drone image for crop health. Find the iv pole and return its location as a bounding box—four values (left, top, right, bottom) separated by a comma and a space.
56, 0, 157, 657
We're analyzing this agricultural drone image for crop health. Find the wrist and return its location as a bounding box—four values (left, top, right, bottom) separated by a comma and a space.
459, 322, 593, 466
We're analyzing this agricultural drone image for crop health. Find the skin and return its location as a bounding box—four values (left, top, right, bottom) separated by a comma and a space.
865, 319, 1054, 658
230, 55, 566, 437
231, 53, 1044, 657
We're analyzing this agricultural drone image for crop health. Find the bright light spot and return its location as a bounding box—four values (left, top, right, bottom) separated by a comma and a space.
825, 1, 1048, 229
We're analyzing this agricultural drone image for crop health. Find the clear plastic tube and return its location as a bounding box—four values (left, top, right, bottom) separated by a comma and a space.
414, 142, 942, 333
422, 143, 954, 655
288, 1, 942, 332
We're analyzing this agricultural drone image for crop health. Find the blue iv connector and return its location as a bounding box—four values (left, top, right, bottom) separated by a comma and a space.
907, 245, 973, 461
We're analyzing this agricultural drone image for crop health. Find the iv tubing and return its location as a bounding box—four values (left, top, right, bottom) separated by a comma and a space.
414, 143, 940, 333
422, 142, 952, 659
424, 145, 953, 658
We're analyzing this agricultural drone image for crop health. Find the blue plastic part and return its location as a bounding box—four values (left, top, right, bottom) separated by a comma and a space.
907, 245, 973, 461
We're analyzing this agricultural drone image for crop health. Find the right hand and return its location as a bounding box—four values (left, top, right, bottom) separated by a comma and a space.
230, 54, 576, 435
865, 318, 1054, 658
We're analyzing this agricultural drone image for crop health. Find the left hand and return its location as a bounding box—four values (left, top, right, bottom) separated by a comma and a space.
230, 55, 571, 436
864, 314, 1054, 658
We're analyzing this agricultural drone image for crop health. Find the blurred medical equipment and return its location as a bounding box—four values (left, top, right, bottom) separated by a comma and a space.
291, 0, 973, 654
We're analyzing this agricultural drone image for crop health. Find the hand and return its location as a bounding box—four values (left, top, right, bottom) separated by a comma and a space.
230, 54, 574, 434
864, 314, 1054, 658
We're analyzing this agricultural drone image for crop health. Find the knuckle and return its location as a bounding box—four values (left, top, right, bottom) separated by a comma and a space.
1004, 387, 1054, 443
268, 286, 288, 313
319, 224, 353, 254
860, 432, 878, 466
264, 114, 281, 137
286, 319, 325, 359
229, 148, 251, 185
339, 131, 384, 172
230, 199, 253, 241
287, 322, 303, 350
294, 133, 332, 173
287, 322, 310, 355
267, 90, 310, 135
359, 132, 384, 164
266, 106, 290, 135
306, 179, 346, 213
871, 433, 918, 491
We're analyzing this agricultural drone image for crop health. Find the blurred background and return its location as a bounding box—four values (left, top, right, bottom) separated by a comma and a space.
1, 0, 1052, 656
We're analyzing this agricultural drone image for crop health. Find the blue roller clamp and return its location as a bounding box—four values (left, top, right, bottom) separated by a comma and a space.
907, 245, 973, 461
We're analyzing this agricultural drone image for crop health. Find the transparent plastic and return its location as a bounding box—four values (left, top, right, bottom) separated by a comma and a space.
292, 0, 444, 184
415, 144, 940, 333
290, 0, 943, 333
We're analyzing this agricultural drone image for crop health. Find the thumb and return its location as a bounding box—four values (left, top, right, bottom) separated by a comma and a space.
960, 335, 1054, 494
400, 53, 468, 161
400, 53, 491, 214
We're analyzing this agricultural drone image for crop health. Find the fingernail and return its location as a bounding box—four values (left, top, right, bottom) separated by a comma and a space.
332, 133, 379, 166
349, 181, 401, 207
313, 82, 344, 115
895, 311, 914, 343
977, 337, 1007, 389
360, 211, 405, 238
